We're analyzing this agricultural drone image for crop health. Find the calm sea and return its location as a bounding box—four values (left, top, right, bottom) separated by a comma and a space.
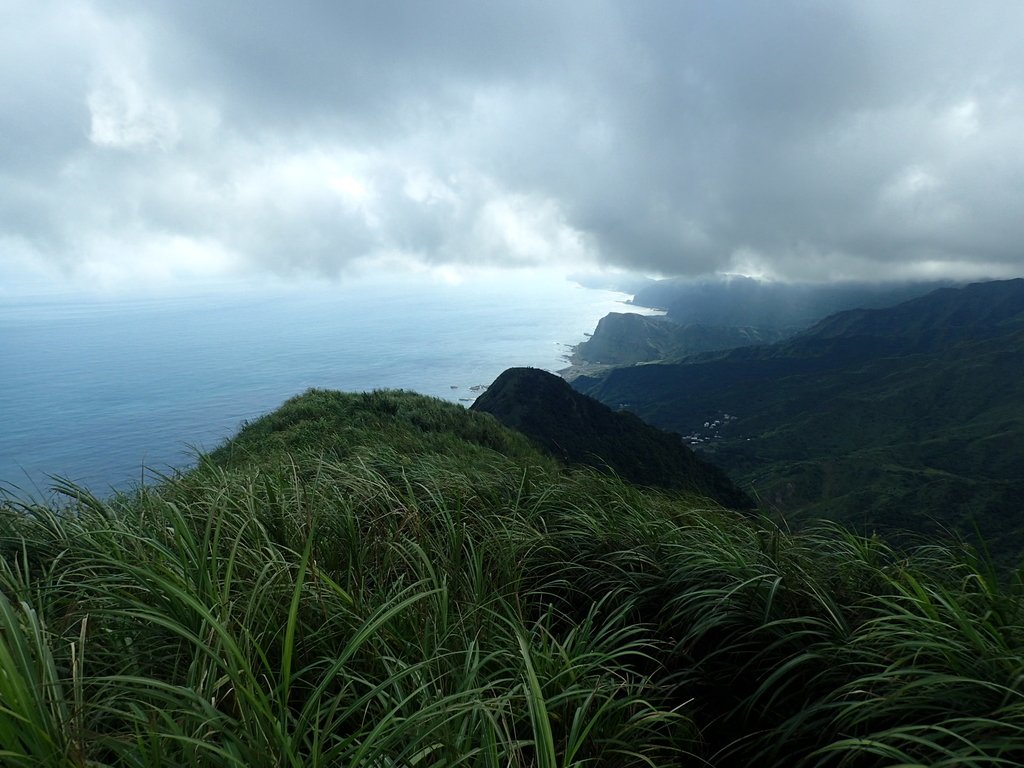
1, 273, 630, 498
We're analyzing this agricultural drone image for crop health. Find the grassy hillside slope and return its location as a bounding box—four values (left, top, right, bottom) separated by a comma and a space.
1, 389, 1023, 766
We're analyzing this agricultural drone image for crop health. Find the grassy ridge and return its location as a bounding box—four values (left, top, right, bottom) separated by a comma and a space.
1, 389, 1023, 766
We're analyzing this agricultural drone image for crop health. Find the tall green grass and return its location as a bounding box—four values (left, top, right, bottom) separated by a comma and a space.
0, 389, 1021, 766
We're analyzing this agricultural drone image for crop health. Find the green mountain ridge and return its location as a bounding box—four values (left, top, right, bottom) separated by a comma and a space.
799, 277, 1024, 348
574, 278, 1024, 564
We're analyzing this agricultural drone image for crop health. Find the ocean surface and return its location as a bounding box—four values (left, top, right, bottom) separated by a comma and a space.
1, 273, 632, 499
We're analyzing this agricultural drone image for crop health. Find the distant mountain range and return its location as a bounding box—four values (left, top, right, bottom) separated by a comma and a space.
573, 279, 1024, 564
631, 275, 954, 329
564, 276, 959, 375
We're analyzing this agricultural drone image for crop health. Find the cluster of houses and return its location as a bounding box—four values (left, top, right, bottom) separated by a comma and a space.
683, 413, 738, 447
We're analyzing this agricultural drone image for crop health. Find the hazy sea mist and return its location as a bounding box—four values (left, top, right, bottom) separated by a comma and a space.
1, 273, 630, 497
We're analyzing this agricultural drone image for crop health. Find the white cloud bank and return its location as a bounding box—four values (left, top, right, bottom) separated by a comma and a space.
3, 0, 1024, 294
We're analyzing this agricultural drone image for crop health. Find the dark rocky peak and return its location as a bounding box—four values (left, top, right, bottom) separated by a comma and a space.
472, 367, 753, 509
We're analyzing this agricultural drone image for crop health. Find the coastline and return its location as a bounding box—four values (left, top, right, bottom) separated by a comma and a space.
556, 290, 664, 382
556, 352, 620, 383
2, 277, 634, 497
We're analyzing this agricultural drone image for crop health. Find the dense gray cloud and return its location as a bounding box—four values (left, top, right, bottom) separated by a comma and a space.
3, 0, 1024, 292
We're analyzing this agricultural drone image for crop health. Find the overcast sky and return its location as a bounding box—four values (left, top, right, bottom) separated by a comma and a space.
4, 0, 1024, 294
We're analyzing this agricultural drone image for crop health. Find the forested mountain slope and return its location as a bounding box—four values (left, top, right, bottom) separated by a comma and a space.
575, 279, 1024, 563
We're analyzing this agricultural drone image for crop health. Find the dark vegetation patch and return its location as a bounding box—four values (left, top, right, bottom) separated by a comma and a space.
472, 367, 753, 510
